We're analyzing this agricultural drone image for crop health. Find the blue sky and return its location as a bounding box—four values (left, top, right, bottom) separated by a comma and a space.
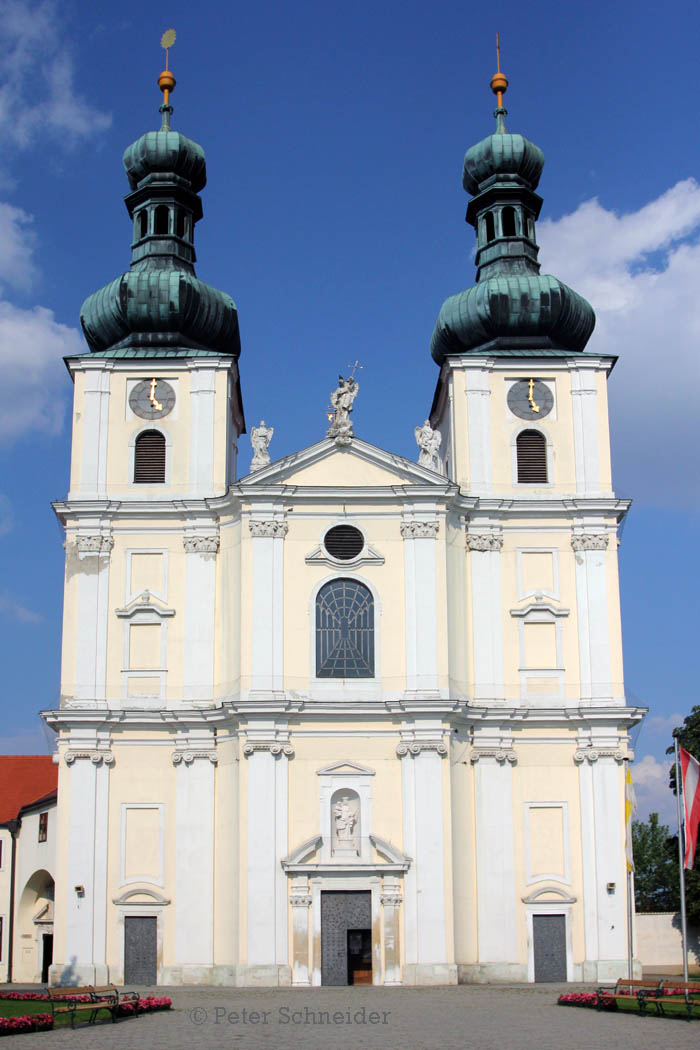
0, 0, 697, 824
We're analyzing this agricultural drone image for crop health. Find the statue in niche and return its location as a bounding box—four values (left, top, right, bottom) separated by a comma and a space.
327, 375, 359, 444
414, 419, 441, 471
250, 420, 273, 470
331, 790, 360, 854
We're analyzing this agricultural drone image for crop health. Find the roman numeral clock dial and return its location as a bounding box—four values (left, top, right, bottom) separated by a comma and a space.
129, 379, 176, 419
507, 378, 553, 420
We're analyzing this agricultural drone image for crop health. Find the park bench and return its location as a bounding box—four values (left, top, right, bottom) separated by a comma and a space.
656, 979, 700, 1020
596, 978, 663, 1012
47, 984, 138, 1027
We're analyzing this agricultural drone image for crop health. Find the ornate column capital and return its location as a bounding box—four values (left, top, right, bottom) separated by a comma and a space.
466, 530, 503, 552
75, 534, 114, 553
380, 892, 403, 906
571, 533, 609, 551
573, 747, 624, 765
469, 747, 517, 765
396, 739, 447, 757
65, 748, 114, 766
249, 520, 288, 539
400, 521, 439, 539
171, 749, 218, 765
242, 740, 294, 757
289, 894, 312, 908
183, 533, 219, 553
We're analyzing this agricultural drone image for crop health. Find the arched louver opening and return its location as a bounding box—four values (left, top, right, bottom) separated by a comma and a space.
154, 205, 169, 235
316, 579, 374, 678
138, 210, 148, 238
501, 206, 516, 237
134, 430, 166, 483
485, 212, 495, 243
516, 430, 548, 483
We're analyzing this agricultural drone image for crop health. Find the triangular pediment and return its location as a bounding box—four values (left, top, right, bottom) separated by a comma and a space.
316, 761, 375, 776
239, 438, 449, 490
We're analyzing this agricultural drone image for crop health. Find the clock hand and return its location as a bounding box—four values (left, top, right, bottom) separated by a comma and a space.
148, 378, 163, 412
528, 378, 540, 413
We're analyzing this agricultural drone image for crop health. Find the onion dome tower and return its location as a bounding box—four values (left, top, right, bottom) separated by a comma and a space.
80, 48, 240, 360
430, 55, 595, 364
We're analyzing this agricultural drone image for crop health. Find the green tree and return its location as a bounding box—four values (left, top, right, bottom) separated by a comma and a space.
632, 813, 679, 911
663, 706, 700, 924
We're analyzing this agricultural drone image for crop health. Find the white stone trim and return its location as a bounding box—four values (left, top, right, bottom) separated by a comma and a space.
124, 548, 168, 603
525, 904, 574, 983
128, 424, 172, 488
465, 367, 492, 494
174, 743, 215, 965
246, 738, 290, 968
80, 368, 111, 498
189, 368, 217, 496
318, 763, 374, 863
473, 750, 517, 964
119, 803, 164, 887
402, 518, 439, 694
511, 601, 569, 703
510, 423, 554, 488
570, 369, 600, 495
183, 533, 217, 702
516, 547, 560, 601
250, 517, 286, 694
72, 533, 112, 702
572, 535, 612, 701
468, 535, 504, 701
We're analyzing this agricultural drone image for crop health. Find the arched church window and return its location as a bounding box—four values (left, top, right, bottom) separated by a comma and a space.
154, 205, 169, 235
138, 210, 148, 238
134, 430, 166, 484
501, 206, 516, 237
516, 430, 548, 484
316, 579, 374, 678
485, 212, 495, 243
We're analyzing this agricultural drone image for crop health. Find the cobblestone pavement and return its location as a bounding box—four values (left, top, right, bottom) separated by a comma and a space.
11, 984, 699, 1050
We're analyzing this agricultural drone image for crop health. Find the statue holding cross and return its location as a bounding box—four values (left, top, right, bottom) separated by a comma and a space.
327, 362, 362, 445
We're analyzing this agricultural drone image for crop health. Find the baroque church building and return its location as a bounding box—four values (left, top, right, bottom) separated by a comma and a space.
44, 58, 644, 987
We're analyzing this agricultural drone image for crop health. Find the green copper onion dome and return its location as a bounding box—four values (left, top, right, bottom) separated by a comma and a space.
430, 67, 594, 364
80, 69, 240, 358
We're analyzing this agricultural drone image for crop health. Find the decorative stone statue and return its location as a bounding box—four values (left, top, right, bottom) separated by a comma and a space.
414, 419, 441, 470
327, 375, 359, 445
332, 792, 360, 854
250, 420, 273, 470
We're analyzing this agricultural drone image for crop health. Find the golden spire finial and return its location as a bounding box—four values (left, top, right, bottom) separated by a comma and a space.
158, 29, 177, 110
490, 32, 508, 109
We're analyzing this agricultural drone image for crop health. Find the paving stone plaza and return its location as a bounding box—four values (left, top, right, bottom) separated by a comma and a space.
10, 985, 699, 1049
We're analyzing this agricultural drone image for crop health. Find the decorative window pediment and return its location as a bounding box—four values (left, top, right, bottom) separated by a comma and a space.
116, 591, 175, 619
316, 761, 375, 777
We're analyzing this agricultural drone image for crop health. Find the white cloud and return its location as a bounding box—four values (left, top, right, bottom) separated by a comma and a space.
0, 0, 110, 149
538, 180, 700, 511
633, 753, 678, 826
0, 201, 35, 289
0, 588, 42, 624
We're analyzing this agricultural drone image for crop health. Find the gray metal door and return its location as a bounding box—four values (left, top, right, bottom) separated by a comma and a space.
533, 914, 567, 982
321, 891, 371, 985
124, 915, 157, 985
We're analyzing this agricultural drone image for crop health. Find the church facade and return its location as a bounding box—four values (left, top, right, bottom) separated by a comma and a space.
44, 61, 644, 987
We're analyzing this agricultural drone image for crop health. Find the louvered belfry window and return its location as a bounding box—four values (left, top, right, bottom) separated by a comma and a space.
516, 430, 548, 483
324, 525, 364, 561
134, 430, 166, 483
316, 579, 374, 678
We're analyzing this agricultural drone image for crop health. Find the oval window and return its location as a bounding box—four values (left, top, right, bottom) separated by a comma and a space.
323, 525, 364, 561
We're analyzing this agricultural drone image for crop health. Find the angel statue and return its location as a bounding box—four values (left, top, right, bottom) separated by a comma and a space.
414, 419, 441, 471
250, 420, 273, 471
327, 375, 359, 444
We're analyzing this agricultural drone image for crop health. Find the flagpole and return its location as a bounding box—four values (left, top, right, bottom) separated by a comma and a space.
626, 867, 634, 979
673, 731, 689, 982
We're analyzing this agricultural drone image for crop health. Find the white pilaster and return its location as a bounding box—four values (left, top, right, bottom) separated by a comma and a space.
572, 533, 612, 701
182, 533, 219, 702
467, 530, 504, 701
79, 366, 110, 498
401, 520, 439, 696
73, 534, 112, 703
173, 743, 216, 969
398, 733, 450, 977
472, 747, 517, 967
250, 519, 286, 696
189, 367, 217, 496
244, 732, 291, 971
465, 368, 492, 494
570, 368, 600, 495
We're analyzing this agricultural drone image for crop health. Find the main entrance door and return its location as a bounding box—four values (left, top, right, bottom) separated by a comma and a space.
124, 916, 157, 985
533, 914, 567, 982
321, 891, 371, 985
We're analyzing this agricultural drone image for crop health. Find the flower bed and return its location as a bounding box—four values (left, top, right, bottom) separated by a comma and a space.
0, 995, 171, 1036
558, 992, 615, 1010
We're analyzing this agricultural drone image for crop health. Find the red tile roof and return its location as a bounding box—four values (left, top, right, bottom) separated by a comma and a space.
0, 757, 58, 824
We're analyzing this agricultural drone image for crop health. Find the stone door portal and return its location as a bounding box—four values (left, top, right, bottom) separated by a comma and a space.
532, 914, 567, 982
321, 891, 371, 985
124, 915, 157, 985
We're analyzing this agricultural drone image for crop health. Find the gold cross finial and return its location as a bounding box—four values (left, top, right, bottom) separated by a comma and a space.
158, 29, 177, 109
490, 33, 508, 108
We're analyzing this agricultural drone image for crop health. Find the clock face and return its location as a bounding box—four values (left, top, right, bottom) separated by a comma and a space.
129, 379, 176, 420
507, 379, 553, 420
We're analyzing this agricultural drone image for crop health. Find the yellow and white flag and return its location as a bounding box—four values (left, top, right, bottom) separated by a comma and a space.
625, 764, 637, 872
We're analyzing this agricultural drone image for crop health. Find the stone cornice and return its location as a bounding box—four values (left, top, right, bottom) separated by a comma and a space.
400, 521, 439, 539
249, 520, 288, 538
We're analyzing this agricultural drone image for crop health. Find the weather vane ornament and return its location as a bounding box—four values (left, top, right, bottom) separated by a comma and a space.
327, 373, 360, 445
491, 32, 508, 130
158, 28, 177, 128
